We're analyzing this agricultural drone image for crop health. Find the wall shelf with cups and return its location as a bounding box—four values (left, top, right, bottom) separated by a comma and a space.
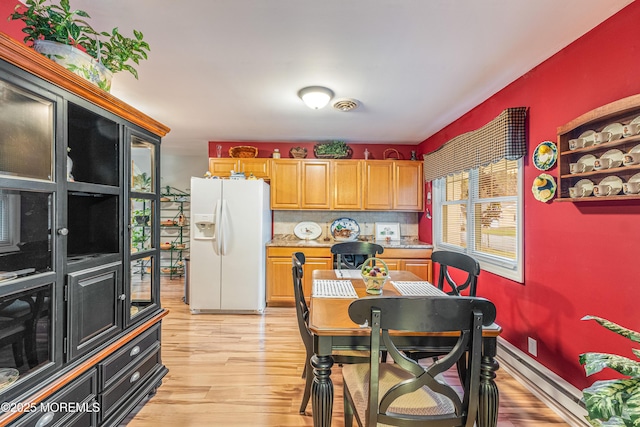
557, 93, 640, 202
160, 186, 190, 279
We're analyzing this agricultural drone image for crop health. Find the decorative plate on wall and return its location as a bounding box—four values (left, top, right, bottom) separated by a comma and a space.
531, 173, 556, 202
330, 218, 360, 241
532, 141, 557, 170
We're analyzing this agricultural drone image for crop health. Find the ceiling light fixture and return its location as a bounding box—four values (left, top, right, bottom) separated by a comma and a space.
298, 86, 334, 109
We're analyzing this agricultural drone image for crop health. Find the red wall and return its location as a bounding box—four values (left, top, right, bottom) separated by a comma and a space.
208, 141, 419, 161
418, 2, 640, 389
1, 0, 25, 40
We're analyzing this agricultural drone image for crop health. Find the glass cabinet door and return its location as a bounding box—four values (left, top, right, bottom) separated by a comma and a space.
0, 79, 54, 181
128, 131, 158, 325
131, 136, 155, 193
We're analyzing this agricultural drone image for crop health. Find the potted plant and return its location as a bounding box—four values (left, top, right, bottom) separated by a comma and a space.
9, 0, 150, 91
132, 172, 152, 191
313, 140, 353, 159
579, 315, 640, 426
132, 207, 151, 226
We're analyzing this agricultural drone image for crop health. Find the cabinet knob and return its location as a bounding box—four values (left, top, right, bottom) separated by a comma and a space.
57, 227, 69, 236
35, 412, 55, 427
119, 294, 126, 301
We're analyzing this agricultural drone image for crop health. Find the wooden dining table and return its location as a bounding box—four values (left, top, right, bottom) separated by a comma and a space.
308, 269, 502, 427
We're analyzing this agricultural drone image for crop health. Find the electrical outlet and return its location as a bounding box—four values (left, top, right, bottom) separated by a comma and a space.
528, 337, 537, 356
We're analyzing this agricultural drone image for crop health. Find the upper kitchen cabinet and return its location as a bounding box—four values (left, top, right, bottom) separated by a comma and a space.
271, 159, 302, 209
208, 158, 270, 179
364, 160, 423, 211
394, 161, 424, 210
364, 161, 394, 210
301, 160, 331, 209
332, 160, 363, 210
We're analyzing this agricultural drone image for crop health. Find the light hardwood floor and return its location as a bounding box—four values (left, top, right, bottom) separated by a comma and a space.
123, 277, 570, 426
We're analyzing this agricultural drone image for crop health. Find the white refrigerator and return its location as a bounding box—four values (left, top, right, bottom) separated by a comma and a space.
189, 177, 271, 313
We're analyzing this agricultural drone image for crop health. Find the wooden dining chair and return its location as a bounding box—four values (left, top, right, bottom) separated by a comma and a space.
405, 250, 481, 372
331, 242, 384, 270
432, 250, 481, 296
291, 252, 369, 415
342, 296, 496, 427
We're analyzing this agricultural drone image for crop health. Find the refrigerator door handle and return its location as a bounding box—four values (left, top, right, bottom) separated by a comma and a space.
213, 199, 222, 255
220, 199, 229, 256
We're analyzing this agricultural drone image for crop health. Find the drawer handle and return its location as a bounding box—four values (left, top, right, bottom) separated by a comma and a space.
35, 412, 55, 427
130, 345, 141, 357
130, 371, 141, 383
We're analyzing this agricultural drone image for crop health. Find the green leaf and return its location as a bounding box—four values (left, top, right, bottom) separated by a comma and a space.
582, 316, 640, 344
580, 353, 640, 377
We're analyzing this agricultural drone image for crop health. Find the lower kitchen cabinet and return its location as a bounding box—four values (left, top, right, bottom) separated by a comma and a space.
266, 247, 333, 306
380, 248, 433, 282
266, 245, 432, 306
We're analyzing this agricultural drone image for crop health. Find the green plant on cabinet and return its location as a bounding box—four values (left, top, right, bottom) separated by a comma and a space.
579, 315, 640, 427
10, 0, 150, 78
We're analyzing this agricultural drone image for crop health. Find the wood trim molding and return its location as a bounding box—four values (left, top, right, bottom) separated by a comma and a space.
557, 93, 640, 135
0, 32, 170, 137
0, 310, 169, 427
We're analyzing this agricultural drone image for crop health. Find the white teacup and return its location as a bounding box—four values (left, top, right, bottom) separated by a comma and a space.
623, 152, 640, 165
623, 123, 640, 137
593, 157, 613, 170
569, 162, 586, 174
593, 184, 612, 197
593, 131, 612, 144
568, 139, 584, 150
623, 182, 640, 194
569, 186, 587, 198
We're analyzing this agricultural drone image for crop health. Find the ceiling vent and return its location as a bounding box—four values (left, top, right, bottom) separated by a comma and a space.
332, 98, 359, 112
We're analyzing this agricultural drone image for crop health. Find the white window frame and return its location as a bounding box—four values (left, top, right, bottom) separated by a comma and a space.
432, 158, 524, 283
0, 192, 21, 254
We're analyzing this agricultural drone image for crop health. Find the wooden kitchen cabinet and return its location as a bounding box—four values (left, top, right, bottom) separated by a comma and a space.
302, 160, 331, 209
208, 158, 270, 179
332, 160, 363, 210
364, 160, 423, 211
380, 248, 433, 282
271, 159, 302, 208
266, 247, 332, 306
394, 161, 424, 210
364, 161, 394, 210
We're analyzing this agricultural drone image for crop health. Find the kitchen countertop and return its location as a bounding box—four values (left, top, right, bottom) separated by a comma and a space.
267, 234, 433, 249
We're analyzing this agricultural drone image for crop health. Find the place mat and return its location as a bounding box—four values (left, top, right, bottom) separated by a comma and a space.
391, 281, 446, 296
313, 280, 358, 298
334, 269, 362, 279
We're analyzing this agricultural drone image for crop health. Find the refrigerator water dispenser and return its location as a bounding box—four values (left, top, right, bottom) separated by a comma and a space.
193, 213, 215, 239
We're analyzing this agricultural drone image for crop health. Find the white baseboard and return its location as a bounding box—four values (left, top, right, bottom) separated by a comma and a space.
496, 337, 590, 427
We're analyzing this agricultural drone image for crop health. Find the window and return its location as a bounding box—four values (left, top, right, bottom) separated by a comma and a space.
433, 158, 523, 282
0, 191, 20, 253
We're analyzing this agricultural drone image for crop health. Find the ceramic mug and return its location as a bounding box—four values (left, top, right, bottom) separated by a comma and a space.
569, 186, 586, 198
593, 184, 612, 197
623, 152, 640, 166
568, 139, 584, 150
593, 157, 613, 170
593, 131, 612, 144
623, 123, 640, 137
569, 162, 585, 174
623, 182, 640, 194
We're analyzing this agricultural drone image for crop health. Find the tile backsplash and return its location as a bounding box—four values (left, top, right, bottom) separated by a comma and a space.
273, 211, 418, 239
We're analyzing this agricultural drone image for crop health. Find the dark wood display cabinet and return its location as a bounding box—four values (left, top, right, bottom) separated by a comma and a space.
0, 32, 170, 426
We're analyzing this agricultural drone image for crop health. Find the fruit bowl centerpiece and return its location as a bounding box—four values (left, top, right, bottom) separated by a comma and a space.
361, 257, 389, 294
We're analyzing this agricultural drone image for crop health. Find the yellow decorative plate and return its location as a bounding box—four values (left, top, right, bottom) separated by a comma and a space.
532, 173, 556, 202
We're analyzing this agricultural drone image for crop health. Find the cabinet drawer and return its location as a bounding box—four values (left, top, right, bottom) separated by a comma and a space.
14, 370, 97, 427
99, 324, 160, 390
100, 348, 161, 419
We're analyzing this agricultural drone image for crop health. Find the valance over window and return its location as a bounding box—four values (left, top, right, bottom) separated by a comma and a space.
423, 107, 527, 182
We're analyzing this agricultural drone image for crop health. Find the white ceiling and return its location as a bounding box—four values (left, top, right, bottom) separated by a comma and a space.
71, 0, 632, 156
